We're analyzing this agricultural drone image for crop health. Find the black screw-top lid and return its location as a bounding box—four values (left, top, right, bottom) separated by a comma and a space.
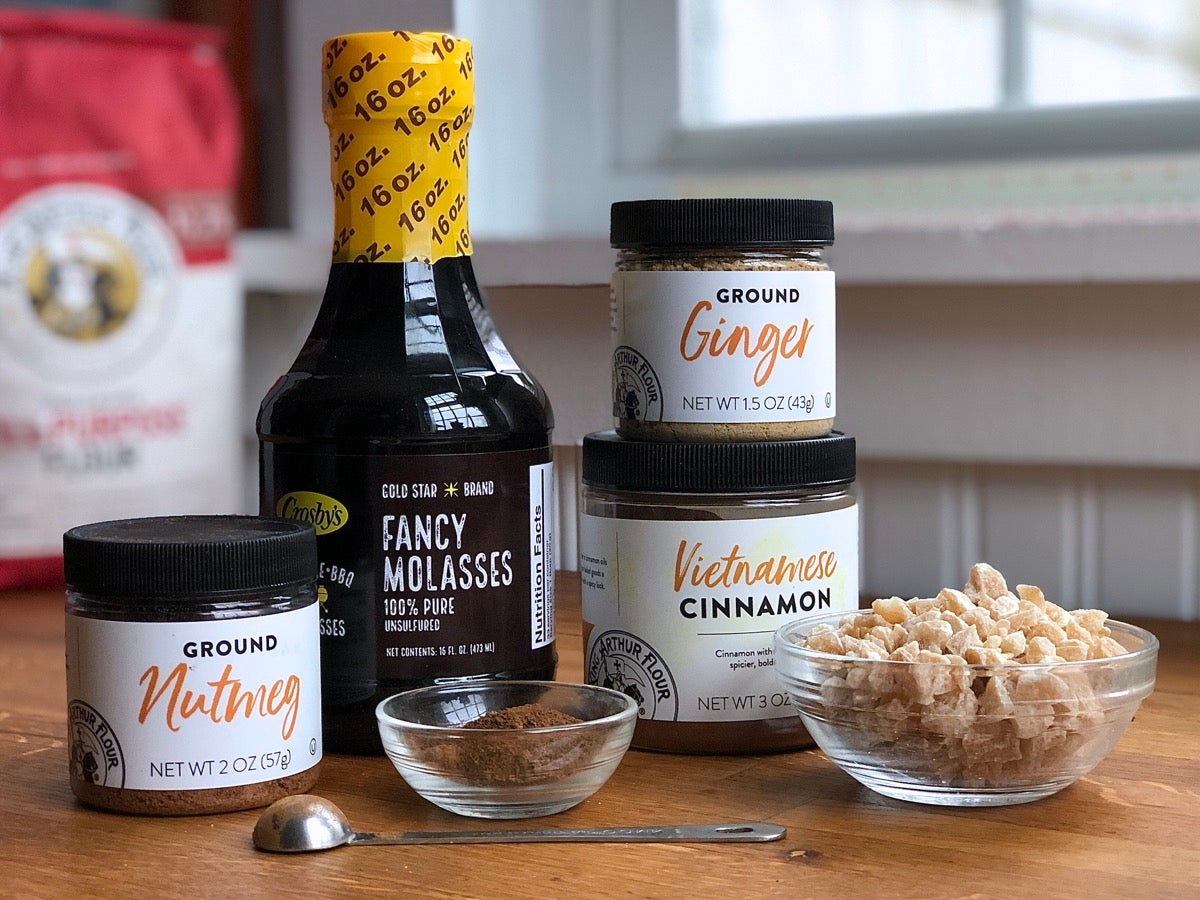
610, 198, 834, 247
63, 515, 318, 598
582, 430, 855, 494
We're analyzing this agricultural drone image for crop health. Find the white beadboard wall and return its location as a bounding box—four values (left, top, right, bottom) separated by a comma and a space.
857, 460, 1200, 620
243, 278, 1200, 622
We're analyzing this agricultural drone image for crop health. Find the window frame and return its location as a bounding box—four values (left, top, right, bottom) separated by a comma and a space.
651, 0, 1200, 167
669, 99, 1200, 168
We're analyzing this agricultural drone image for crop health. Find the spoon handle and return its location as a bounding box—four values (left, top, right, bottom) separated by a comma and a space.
350, 823, 786, 845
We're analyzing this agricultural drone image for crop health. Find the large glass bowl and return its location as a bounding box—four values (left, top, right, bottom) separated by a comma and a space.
376, 681, 637, 819
774, 611, 1158, 806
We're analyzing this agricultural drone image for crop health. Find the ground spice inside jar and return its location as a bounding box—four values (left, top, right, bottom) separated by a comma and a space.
610, 197, 837, 441
580, 431, 858, 754
64, 515, 323, 815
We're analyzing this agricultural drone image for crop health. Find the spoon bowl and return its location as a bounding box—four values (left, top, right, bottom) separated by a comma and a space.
253, 794, 354, 852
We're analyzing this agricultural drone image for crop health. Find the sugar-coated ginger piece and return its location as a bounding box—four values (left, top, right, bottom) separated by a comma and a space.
946, 625, 983, 657
1071, 607, 1111, 636
871, 595, 911, 625
1056, 639, 1091, 663
964, 646, 1007, 666
999, 630, 1027, 657
909, 618, 955, 653
936, 588, 976, 616
1024, 635, 1062, 664
978, 675, 1015, 717
1029, 618, 1069, 646
981, 592, 1021, 619
805, 626, 846, 656
966, 563, 1008, 600
1017, 583, 1048, 608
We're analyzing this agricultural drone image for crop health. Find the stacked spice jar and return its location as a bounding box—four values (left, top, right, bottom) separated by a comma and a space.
579, 199, 859, 754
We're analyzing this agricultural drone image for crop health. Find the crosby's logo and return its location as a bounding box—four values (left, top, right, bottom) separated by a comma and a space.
612, 345, 662, 423
587, 629, 678, 720
68, 700, 125, 788
0, 184, 179, 381
277, 491, 349, 536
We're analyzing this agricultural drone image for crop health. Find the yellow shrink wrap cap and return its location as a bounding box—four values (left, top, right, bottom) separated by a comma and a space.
322, 31, 474, 264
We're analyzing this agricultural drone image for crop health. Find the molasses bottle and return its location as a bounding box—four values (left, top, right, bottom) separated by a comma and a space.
258, 31, 556, 753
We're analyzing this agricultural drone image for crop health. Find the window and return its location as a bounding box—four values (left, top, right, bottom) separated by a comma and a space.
681, 0, 1200, 128
1027, 0, 1200, 106
672, 0, 1200, 167
457, 0, 1200, 239
681, 0, 1003, 126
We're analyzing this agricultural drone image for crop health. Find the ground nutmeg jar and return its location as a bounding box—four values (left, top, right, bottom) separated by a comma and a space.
64, 515, 323, 815
579, 430, 858, 754
610, 197, 836, 441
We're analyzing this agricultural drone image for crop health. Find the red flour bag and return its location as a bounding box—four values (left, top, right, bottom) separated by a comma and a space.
0, 10, 242, 588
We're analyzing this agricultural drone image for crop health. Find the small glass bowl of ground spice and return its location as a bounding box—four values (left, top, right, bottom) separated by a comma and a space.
376, 681, 637, 818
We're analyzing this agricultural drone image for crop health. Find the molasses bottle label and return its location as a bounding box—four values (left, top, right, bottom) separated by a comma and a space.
271, 447, 555, 694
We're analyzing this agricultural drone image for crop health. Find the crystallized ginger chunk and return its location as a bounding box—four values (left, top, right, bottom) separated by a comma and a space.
871, 595, 911, 624
966, 563, 1009, 600
937, 588, 976, 616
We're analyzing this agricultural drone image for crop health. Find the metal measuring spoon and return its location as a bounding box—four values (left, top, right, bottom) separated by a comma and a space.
252, 794, 786, 852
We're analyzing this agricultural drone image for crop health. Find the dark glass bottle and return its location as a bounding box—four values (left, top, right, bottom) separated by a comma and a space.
258, 31, 556, 753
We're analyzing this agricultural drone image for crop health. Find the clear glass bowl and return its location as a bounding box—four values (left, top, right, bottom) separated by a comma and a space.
376, 681, 637, 819
774, 612, 1158, 806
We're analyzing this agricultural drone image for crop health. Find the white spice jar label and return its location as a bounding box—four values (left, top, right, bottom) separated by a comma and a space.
580, 506, 858, 723
611, 269, 836, 427
65, 604, 323, 791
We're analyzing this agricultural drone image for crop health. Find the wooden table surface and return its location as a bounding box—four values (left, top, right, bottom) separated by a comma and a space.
2, 572, 1197, 899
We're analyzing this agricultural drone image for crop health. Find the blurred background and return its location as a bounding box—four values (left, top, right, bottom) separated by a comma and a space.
9, 0, 1200, 618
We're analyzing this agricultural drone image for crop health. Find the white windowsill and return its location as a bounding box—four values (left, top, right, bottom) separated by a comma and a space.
233, 231, 615, 293
234, 218, 1200, 294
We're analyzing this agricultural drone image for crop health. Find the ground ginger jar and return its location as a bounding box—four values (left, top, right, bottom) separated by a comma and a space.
579, 430, 858, 753
64, 516, 323, 815
610, 198, 836, 441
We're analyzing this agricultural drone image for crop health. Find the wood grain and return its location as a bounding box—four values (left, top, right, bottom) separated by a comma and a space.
1, 572, 1197, 899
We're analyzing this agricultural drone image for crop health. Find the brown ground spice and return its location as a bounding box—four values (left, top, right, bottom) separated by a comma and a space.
462, 703, 582, 730
419, 703, 597, 786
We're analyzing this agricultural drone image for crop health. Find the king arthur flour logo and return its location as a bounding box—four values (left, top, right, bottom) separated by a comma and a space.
587, 629, 679, 721
68, 700, 126, 789
0, 184, 180, 381
612, 345, 663, 423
